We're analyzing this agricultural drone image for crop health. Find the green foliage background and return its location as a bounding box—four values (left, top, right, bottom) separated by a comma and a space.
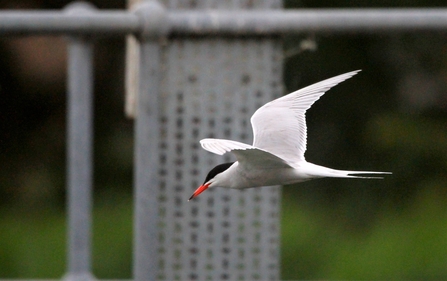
1, 0, 447, 280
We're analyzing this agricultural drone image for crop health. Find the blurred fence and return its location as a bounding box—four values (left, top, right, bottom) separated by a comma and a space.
1, 1, 447, 280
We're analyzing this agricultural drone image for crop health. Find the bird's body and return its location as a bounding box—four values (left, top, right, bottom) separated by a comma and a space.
189, 70, 391, 200
210, 161, 301, 189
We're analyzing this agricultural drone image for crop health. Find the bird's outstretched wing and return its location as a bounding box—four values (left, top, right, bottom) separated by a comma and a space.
200, 138, 291, 168
250, 70, 360, 164
200, 138, 253, 155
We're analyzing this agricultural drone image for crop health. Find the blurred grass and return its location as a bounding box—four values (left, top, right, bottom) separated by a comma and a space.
0, 208, 65, 278
2, 190, 447, 279
0, 194, 133, 279
281, 187, 447, 280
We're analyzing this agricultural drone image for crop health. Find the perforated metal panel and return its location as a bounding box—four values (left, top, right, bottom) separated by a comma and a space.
157, 37, 282, 280
156, 1, 282, 281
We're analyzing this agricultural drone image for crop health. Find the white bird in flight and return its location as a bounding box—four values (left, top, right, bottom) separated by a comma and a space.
189, 70, 391, 200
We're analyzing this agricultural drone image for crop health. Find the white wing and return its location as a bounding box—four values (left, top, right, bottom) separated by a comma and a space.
200, 138, 254, 155
200, 138, 292, 168
250, 70, 361, 164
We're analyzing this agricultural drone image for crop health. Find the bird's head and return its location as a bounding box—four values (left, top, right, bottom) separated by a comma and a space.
188, 162, 234, 200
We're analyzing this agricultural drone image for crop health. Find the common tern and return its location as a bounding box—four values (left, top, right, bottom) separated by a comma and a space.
189, 70, 390, 200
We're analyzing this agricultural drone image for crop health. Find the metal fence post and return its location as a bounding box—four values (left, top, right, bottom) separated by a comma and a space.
64, 2, 96, 281
132, 2, 168, 281
133, 41, 160, 281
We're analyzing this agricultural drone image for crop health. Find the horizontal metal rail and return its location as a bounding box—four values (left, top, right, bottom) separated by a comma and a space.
0, 8, 446, 36
0, 11, 140, 35
169, 9, 447, 35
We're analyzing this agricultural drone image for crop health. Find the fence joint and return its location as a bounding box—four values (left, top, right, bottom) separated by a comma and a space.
132, 0, 168, 40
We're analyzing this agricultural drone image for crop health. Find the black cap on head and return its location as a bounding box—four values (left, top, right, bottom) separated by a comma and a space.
203, 162, 234, 184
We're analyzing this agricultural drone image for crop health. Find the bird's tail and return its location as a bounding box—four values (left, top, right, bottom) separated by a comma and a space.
333, 170, 392, 179
303, 163, 392, 179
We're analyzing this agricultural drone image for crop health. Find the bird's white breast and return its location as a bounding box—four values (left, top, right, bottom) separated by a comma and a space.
217, 161, 311, 189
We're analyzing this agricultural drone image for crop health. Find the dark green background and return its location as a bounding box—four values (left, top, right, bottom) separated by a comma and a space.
1, 0, 447, 279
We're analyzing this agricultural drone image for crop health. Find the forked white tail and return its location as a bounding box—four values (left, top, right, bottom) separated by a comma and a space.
301, 162, 391, 179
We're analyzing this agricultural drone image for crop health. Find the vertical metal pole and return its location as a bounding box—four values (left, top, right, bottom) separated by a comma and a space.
64, 3, 96, 281
133, 41, 160, 281
132, 2, 167, 280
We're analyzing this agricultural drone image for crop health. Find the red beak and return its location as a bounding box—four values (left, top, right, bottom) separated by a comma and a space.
188, 183, 211, 201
